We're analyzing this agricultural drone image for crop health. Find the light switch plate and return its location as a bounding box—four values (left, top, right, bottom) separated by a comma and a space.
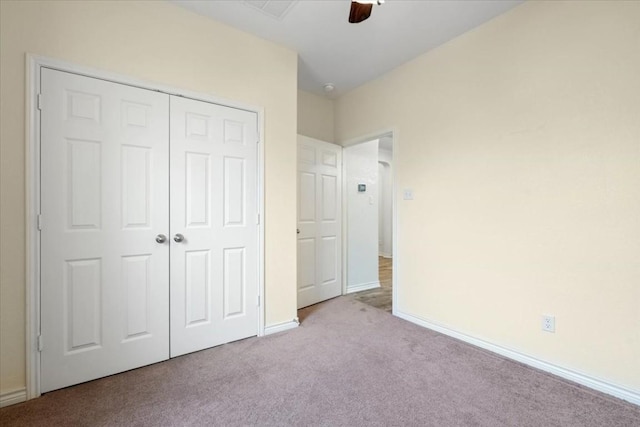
403, 189, 414, 200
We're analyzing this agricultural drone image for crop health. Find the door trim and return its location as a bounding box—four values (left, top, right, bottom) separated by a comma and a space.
26, 54, 266, 399
340, 129, 398, 313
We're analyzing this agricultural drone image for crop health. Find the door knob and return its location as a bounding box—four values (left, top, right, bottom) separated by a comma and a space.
297, 229, 300, 234
173, 233, 185, 243
155, 234, 167, 244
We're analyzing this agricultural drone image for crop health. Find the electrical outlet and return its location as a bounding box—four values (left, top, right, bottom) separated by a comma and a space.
542, 315, 555, 333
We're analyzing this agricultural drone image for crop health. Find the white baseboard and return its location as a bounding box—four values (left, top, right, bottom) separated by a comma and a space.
0, 388, 27, 408
346, 281, 380, 294
264, 318, 299, 336
395, 310, 640, 406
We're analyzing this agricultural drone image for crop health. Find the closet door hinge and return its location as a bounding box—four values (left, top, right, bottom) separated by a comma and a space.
256, 213, 260, 225
37, 94, 43, 111
37, 335, 44, 352
37, 214, 43, 231
257, 295, 261, 307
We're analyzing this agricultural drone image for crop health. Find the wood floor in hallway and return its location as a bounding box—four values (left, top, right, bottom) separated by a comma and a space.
351, 256, 392, 312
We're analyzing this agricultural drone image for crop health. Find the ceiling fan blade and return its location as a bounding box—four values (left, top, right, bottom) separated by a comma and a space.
349, 1, 373, 23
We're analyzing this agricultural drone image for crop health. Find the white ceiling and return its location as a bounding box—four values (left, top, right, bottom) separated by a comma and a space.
173, 0, 524, 97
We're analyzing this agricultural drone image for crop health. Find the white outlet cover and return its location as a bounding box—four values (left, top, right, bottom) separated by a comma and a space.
403, 189, 414, 200
542, 315, 555, 333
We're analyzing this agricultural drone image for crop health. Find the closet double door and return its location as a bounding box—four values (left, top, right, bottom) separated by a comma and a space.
40, 68, 259, 392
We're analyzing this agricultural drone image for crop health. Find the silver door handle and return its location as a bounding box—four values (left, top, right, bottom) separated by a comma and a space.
173, 233, 185, 243
155, 234, 167, 244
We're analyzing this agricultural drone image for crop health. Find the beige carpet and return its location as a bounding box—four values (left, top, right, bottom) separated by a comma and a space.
2, 296, 638, 426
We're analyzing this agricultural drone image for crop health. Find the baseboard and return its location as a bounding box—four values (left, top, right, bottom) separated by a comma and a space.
346, 281, 380, 294
264, 318, 299, 336
395, 310, 640, 406
0, 388, 27, 408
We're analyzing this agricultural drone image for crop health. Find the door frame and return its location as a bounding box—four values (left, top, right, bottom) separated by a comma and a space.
340, 129, 399, 311
25, 54, 266, 399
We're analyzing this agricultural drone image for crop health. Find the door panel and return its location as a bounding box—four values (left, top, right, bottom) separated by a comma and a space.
223, 247, 246, 317
170, 96, 259, 357
297, 238, 316, 291
40, 68, 170, 392
122, 145, 152, 228
122, 255, 153, 339
185, 249, 211, 326
299, 172, 316, 221
321, 236, 338, 283
322, 174, 338, 220
297, 136, 342, 308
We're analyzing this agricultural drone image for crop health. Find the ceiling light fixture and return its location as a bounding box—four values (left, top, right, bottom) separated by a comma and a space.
323, 83, 335, 93
349, 0, 384, 24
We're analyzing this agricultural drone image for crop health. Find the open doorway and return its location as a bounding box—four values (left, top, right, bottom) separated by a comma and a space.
344, 134, 394, 313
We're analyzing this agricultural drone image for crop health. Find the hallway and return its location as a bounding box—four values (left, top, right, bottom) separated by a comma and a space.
351, 257, 392, 312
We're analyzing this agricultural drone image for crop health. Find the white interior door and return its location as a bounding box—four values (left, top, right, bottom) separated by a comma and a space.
169, 96, 259, 357
40, 68, 170, 392
297, 135, 342, 308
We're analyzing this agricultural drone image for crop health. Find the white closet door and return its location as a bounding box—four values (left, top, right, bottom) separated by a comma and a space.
169, 96, 259, 357
40, 68, 170, 392
297, 135, 342, 309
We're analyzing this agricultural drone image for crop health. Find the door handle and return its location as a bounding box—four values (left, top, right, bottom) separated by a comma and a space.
155, 234, 167, 244
173, 233, 185, 243
297, 229, 300, 234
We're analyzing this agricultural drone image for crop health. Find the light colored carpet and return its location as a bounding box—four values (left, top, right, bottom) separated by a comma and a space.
2, 296, 638, 426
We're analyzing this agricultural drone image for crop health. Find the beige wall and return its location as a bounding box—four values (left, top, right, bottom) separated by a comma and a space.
335, 0, 640, 391
0, 0, 298, 394
297, 90, 335, 142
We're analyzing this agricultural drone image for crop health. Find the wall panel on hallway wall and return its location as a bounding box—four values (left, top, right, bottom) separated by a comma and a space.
345, 139, 379, 292
378, 148, 393, 258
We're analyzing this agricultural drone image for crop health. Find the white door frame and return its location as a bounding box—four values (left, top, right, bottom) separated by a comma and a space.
377, 159, 392, 259
25, 54, 266, 399
340, 129, 399, 312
